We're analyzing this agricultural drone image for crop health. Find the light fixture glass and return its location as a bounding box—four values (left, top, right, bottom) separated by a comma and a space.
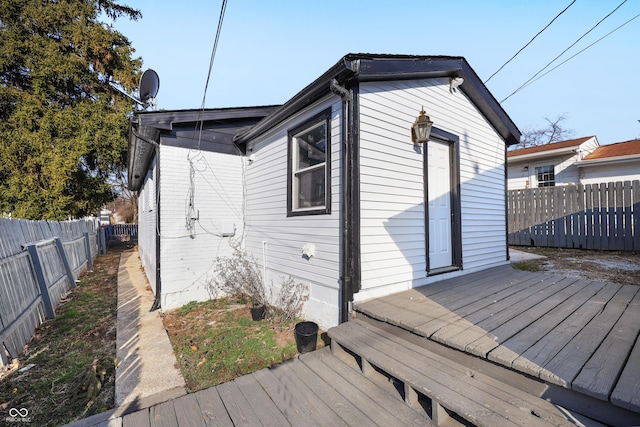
411, 108, 433, 143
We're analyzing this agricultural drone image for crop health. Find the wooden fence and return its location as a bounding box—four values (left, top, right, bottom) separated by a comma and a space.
0, 218, 98, 367
104, 223, 138, 242
508, 180, 640, 250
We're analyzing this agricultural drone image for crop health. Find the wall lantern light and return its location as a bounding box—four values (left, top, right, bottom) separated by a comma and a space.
411, 107, 433, 143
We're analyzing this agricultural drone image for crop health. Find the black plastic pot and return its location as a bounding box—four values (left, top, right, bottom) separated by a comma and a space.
250, 303, 265, 321
294, 321, 318, 354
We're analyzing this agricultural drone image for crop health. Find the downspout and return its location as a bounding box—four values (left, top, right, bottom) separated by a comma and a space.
131, 127, 162, 311
331, 78, 360, 323
150, 144, 162, 311
504, 146, 510, 262
130, 125, 162, 311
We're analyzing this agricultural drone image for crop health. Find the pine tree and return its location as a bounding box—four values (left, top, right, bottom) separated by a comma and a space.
0, 0, 142, 219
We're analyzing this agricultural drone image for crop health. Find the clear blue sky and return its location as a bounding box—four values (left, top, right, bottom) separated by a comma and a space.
111, 0, 640, 145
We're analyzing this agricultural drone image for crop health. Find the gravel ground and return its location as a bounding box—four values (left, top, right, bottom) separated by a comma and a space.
510, 246, 640, 286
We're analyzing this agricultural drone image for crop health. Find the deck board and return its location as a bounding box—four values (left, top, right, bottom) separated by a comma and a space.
194, 386, 234, 427
429, 273, 563, 344
610, 328, 640, 412
284, 356, 374, 426
305, 349, 429, 426
253, 365, 326, 427
542, 285, 639, 387
234, 373, 290, 427
270, 360, 348, 426
122, 408, 150, 427
217, 378, 262, 426
172, 393, 206, 427
488, 280, 606, 367
354, 266, 640, 415
331, 319, 570, 427
573, 288, 640, 400
458, 277, 588, 357
150, 400, 178, 427
510, 282, 621, 379
425, 272, 552, 339
353, 319, 577, 427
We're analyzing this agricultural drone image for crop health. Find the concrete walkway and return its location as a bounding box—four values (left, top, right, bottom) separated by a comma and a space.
114, 251, 185, 406
65, 251, 185, 427
509, 247, 547, 263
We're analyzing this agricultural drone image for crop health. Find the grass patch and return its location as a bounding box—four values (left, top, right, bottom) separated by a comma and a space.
0, 248, 123, 426
511, 260, 543, 272
163, 299, 323, 392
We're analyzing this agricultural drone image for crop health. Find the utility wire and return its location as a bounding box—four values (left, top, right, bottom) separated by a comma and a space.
201, 0, 228, 109
484, 0, 576, 84
501, 0, 628, 103
516, 11, 640, 94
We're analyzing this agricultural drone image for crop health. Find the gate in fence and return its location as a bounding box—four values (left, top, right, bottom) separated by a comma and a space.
507, 180, 639, 250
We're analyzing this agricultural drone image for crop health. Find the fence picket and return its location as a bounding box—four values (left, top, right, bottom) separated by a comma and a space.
508, 180, 638, 250
0, 218, 98, 367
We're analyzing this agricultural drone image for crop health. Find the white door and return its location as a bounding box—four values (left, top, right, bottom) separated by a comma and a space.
427, 139, 452, 269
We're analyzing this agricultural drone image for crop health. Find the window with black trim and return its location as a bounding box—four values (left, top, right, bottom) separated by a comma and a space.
535, 165, 555, 187
287, 109, 331, 216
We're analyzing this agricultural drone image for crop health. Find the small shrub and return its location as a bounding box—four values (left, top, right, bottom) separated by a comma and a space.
270, 276, 309, 326
209, 250, 268, 305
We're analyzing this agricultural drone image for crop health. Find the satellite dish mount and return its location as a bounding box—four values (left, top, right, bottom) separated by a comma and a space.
138, 69, 160, 109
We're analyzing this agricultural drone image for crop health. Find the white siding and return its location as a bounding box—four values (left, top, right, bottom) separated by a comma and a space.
507, 162, 530, 190
508, 154, 578, 189
356, 79, 508, 301
244, 96, 342, 329
507, 137, 599, 190
580, 161, 640, 185
137, 155, 158, 294
159, 145, 245, 310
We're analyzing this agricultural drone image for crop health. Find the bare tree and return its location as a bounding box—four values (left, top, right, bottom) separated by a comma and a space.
107, 169, 138, 223
513, 113, 575, 150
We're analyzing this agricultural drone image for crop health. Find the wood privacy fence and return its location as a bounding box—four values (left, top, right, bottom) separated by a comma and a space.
508, 180, 640, 250
0, 218, 98, 367
104, 223, 138, 241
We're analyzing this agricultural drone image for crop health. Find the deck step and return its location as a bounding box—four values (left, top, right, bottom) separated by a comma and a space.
328, 319, 577, 427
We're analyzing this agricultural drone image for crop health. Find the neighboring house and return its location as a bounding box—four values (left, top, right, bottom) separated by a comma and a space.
128, 53, 521, 329
506, 136, 599, 190
576, 139, 640, 185
99, 209, 113, 226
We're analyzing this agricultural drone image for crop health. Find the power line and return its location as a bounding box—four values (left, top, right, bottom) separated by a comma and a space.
201, 0, 228, 109
501, 0, 628, 103
516, 11, 640, 94
484, 0, 576, 84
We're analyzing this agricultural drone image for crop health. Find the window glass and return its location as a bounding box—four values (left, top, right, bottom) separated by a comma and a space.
288, 110, 331, 215
536, 165, 555, 187
295, 124, 326, 170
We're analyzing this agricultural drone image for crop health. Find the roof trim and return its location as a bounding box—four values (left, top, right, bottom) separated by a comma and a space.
127, 105, 279, 191
576, 153, 640, 167
234, 54, 521, 146
135, 105, 281, 130
507, 136, 596, 159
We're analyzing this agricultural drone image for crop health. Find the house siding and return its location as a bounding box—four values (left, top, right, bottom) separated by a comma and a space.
244, 96, 342, 329
137, 155, 157, 294
356, 78, 507, 301
158, 144, 245, 310
580, 162, 640, 185
507, 137, 599, 190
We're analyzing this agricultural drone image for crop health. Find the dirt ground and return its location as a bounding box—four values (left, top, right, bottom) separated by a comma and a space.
511, 246, 640, 286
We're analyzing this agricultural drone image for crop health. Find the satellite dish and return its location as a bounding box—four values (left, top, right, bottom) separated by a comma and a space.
138, 69, 160, 106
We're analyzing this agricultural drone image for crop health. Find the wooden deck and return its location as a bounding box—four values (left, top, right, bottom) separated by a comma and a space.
76, 347, 431, 427
355, 264, 640, 418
